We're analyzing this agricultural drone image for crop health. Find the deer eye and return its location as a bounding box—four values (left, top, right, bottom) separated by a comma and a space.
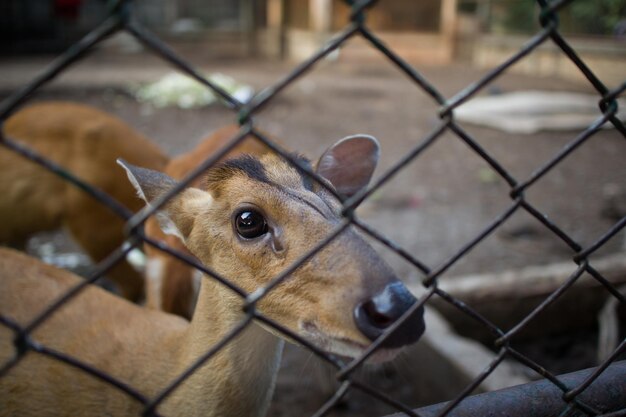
235, 210, 268, 239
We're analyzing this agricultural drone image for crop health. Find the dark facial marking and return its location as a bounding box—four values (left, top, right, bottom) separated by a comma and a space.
205, 153, 334, 218
205, 155, 270, 188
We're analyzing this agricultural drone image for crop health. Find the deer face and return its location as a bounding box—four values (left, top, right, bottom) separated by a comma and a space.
119, 135, 425, 361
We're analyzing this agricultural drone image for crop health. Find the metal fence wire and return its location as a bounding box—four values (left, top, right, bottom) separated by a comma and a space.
1, 0, 625, 416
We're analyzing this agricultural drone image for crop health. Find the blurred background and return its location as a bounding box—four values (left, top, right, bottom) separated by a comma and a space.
1, 1, 625, 82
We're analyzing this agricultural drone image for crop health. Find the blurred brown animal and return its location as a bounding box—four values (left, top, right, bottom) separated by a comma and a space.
0, 102, 169, 301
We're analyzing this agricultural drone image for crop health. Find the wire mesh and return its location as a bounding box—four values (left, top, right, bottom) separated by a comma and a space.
0, 0, 624, 416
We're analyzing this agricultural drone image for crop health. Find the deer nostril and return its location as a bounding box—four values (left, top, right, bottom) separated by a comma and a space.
362, 299, 397, 329
354, 282, 426, 349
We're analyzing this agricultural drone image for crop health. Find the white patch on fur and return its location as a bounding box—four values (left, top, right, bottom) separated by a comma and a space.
117, 159, 147, 202
186, 192, 214, 211
155, 212, 185, 241
125, 248, 146, 272
191, 269, 203, 293
188, 269, 203, 318
298, 321, 401, 363
145, 257, 164, 310
324, 338, 365, 359
158, 192, 214, 242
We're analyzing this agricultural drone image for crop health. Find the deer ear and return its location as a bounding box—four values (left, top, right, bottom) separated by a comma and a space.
117, 159, 212, 241
315, 135, 380, 198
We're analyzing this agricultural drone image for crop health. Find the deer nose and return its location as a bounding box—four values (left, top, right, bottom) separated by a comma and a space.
354, 281, 425, 348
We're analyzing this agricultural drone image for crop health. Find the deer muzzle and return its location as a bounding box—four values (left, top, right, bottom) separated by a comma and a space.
353, 281, 425, 349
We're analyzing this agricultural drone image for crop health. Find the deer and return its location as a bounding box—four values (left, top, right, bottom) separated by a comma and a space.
0, 101, 169, 301
0, 133, 426, 417
143, 124, 269, 319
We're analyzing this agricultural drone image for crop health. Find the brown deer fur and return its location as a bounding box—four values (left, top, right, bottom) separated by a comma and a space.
0, 102, 169, 301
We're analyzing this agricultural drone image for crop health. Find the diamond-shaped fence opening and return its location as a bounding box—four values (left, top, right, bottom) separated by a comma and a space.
0, 0, 625, 416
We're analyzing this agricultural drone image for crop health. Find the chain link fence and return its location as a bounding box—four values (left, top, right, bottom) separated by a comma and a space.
1, 0, 625, 416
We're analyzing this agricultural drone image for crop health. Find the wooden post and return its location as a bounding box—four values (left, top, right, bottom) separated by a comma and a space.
309, 0, 332, 34
267, 0, 284, 29
266, 0, 285, 58
440, 0, 458, 61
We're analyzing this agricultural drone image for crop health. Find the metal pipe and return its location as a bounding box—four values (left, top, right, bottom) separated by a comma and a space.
386, 361, 626, 417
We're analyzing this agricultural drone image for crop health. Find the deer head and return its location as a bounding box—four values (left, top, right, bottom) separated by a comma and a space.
119, 134, 425, 361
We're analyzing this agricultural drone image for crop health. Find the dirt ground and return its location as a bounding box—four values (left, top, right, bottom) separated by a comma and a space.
1, 52, 625, 416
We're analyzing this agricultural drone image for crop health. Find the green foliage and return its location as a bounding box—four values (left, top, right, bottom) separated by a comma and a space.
566, 0, 626, 35
499, 2, 538, 33
488, 0, 626, 35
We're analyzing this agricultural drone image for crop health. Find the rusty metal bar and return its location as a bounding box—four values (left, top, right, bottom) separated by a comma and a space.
386, 361, 626, 417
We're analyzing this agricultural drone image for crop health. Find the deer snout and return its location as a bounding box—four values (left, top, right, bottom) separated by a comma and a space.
354, 281, 425, 348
